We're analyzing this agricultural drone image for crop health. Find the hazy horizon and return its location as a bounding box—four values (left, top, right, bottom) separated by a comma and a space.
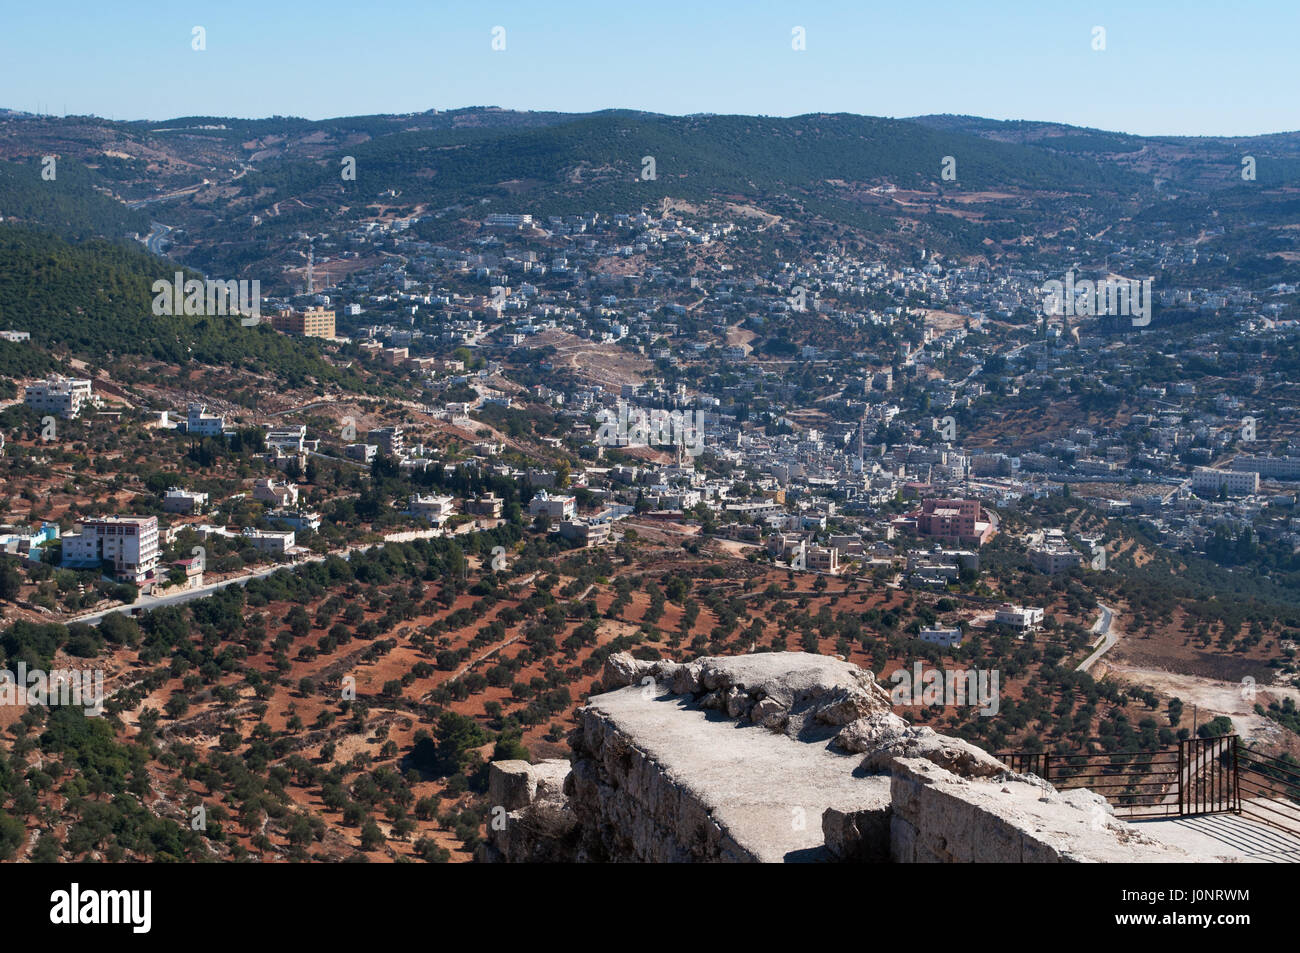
6, 105, 1298, 142
2, 0, 1294, 139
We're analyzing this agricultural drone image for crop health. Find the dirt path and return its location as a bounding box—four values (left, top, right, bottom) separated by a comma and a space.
1102, 661, 1300, 747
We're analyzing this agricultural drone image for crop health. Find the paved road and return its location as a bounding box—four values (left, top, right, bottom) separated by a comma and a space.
70, 528, 454, 627
142, 221, 173, 255
72, 560, 318, 626
1076, 603, 1117, 673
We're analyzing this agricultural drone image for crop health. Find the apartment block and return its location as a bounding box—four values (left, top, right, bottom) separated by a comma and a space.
913, 498, 995, 546
368, 427, 404, 457
1192, 467, 1260, 497
1027, 544, 1082, 574
25, 377, 93, 419
559, 519, 611, 547
62, 516, 160, 584
271, 306, 335, 338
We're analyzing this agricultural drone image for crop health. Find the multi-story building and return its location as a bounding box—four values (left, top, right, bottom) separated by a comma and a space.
253, 478, 299, 507
407, 494, 456, 525
1230, 455, 1300, 481
913, 498, 995, 547
484, 213, 533, 229
265, 425, 308, 453
344, 443, 378, 463
368, 427, 404, 457
806, 545, 841, 574
270, 306, 335, 339
24, 377, 93, 419
994, 604, 1045, 631
241, 527, 295, 555
163, 487, 209, 514
1027, 543, 1082, 574
62, 516, 160, 584
1192, 467, 1259, 497
186, 403, 225, 437
466, 494, 504, 518
528, 490, 576, 521
558, 519, 610, 547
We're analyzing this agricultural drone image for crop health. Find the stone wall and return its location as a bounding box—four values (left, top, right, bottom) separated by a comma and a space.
888, 757, 1195, 862
480, 651, 1203, 863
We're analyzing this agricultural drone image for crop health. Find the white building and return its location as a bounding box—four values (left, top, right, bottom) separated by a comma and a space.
408, 494, 456, 525
186, 403, 225, 437
266, 509, 322, 531
241, 527, 295, 555
994, 604, 1045, 631
919, 626, 964, 648
162, 487, 209, 514
61, 516, 160, 584
25, 377, 93, 419
806, 545, 841, 574
1192, 467, 1259, 497
265, 425, 308, 453
528, 491, 576, 521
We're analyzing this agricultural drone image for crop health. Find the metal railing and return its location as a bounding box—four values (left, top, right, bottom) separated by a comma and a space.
999, 737, 1238, 820
1238, 745, 1300, 837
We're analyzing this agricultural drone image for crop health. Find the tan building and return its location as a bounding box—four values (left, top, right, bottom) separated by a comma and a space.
466, 494, 504, 518
271, 306, 335, 339
1027, 544, 1081, 574
806, 545, 841, 574
559, 520, 610, 547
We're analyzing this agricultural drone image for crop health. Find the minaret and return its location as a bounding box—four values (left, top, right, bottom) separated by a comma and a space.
306, 242, 314, 295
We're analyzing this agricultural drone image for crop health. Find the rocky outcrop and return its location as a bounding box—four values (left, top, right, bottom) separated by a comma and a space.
599, 651, 1002, 779
603, 651, 891, 739
835, 710, 1008, 778
481, 652, 1202, 863
477, 759, 579, 863
888, 758, 1199, 863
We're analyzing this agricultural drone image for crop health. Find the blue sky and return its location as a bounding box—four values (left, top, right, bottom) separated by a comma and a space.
2, 0, 1293, 136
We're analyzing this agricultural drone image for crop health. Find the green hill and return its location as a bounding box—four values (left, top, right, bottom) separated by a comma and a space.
0, 157, 149, 241
0, 224, 355, 388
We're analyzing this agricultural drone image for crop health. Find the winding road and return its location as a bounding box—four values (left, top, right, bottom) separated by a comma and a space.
1076, 603, 1117, 673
